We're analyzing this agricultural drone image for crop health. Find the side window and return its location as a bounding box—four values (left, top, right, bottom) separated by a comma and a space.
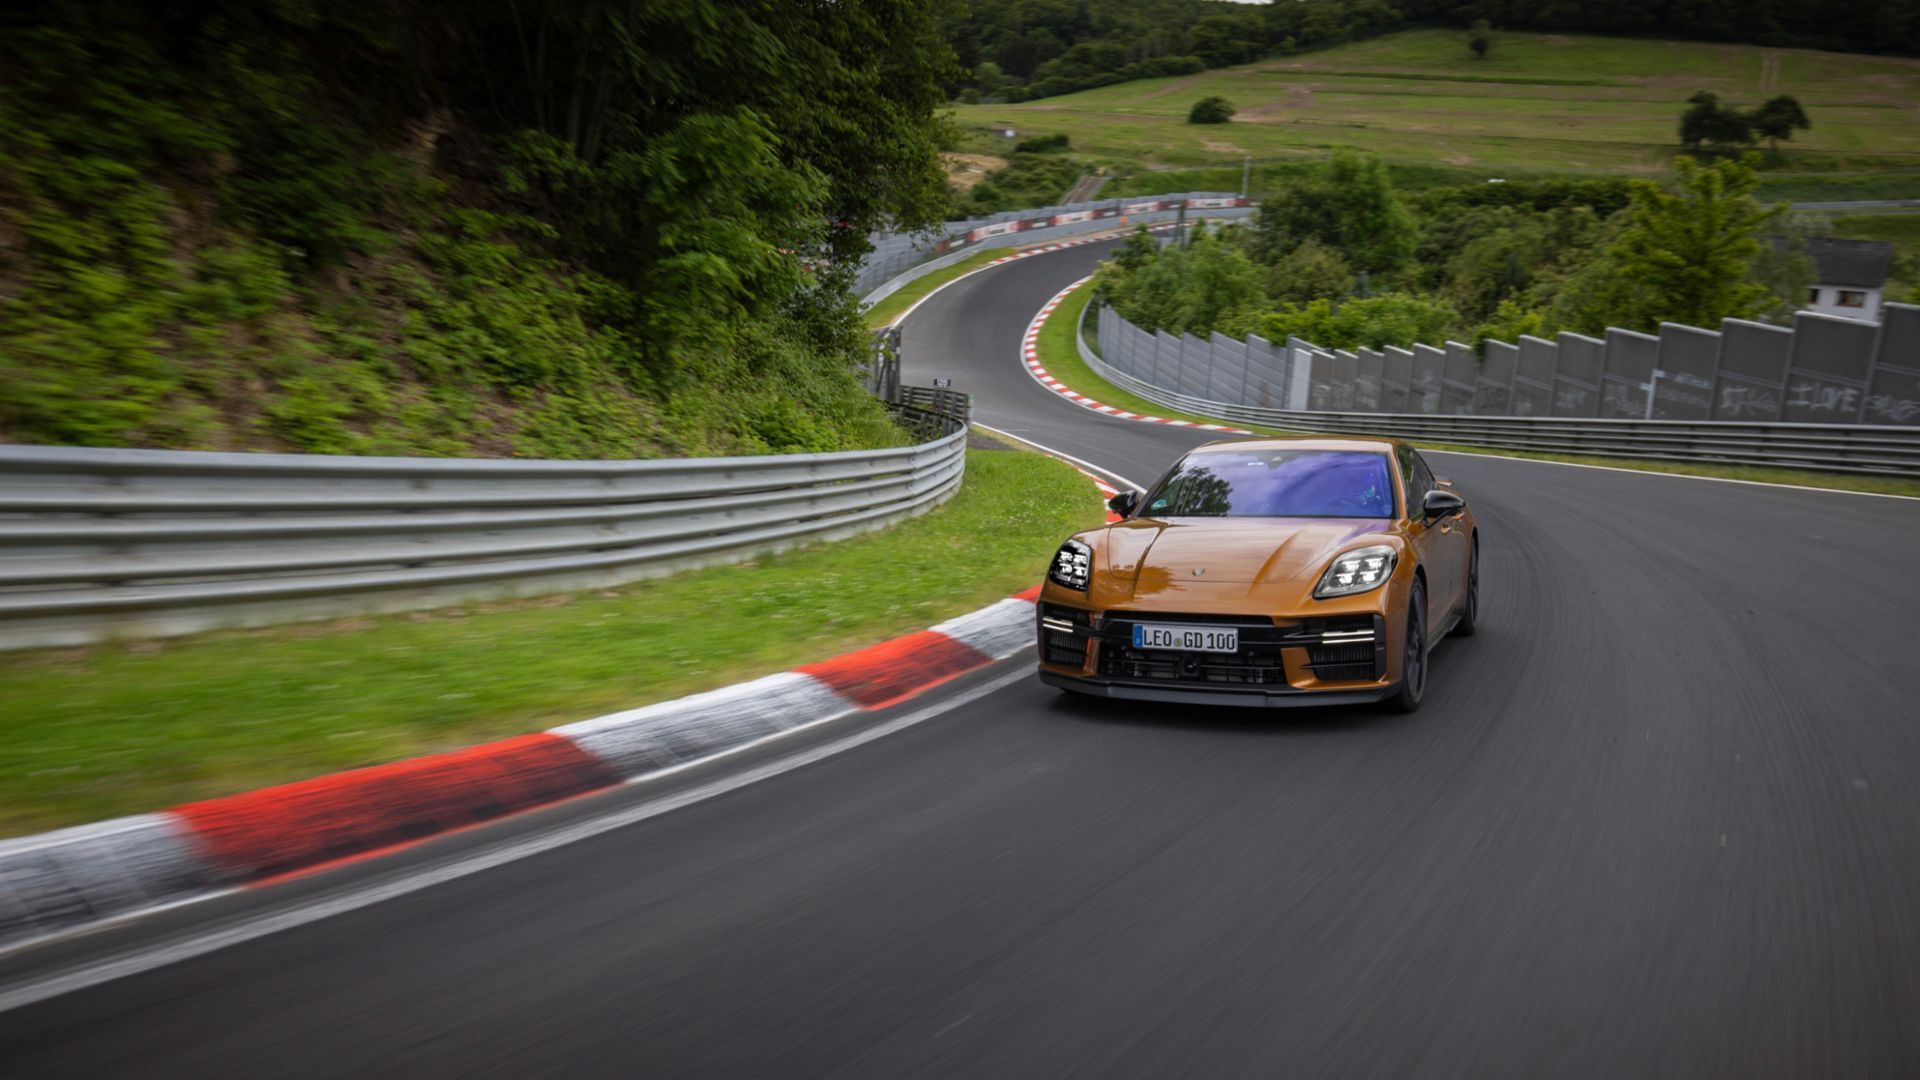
1407, 452, 1435, 513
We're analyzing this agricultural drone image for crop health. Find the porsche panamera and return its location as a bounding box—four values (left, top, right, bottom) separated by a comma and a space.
1036, 437, 1478, 711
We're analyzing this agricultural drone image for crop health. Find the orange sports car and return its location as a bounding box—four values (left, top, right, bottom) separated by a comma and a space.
1036, 437, 1478, 711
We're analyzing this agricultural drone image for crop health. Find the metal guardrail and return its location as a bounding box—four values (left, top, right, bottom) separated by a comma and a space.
1078, 302, 1920, 477
0, 388, 970, 650
857, 192, 1253, 298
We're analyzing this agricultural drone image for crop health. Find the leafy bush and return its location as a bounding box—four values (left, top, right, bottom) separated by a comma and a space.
1188, 96, 1236, 125
963, 153, 1086, 214
1258, 294, 1460, 351
1014, 133, 1070, 153
0, 0, 947, 459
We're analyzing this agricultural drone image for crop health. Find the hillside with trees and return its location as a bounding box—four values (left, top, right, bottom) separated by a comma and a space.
0, 0, 956, 458
1094, 152, 1910, 354
948, 0, 1917, 103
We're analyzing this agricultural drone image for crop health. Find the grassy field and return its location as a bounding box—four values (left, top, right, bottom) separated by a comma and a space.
956, 29, 1920, 198
0, 443, 1101, 836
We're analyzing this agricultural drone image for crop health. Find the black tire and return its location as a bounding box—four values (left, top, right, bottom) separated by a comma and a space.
1391, 578, 1428, 714
1455, 535, 1479, 638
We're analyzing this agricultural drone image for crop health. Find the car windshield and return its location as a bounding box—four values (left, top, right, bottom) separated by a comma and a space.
1142, 449, 1396, 518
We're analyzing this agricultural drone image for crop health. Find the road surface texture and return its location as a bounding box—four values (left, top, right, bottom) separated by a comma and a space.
3, 239, 1918, 1078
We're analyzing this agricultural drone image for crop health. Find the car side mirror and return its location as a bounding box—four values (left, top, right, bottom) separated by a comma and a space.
1107, 490, 1141, 518
1421, 489, 1465, 520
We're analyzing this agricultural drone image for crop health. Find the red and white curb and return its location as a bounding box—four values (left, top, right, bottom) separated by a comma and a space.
968, 222, 1186, 275
0, 244, 1160, 955
1020, 276, 1256, 441
0, 584, 1054, 952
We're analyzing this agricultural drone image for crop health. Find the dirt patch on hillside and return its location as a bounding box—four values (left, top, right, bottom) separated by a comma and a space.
943, 153, 1007, 191
1203, 139, 1246, 153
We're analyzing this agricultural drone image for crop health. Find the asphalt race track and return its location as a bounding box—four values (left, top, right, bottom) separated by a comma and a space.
4, 240, 1920, 1077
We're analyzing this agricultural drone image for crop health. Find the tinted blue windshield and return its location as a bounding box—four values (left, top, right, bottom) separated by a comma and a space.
1143, 450, 1395, 518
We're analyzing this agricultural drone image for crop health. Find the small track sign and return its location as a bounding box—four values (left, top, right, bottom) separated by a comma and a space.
932, 377, 953, 388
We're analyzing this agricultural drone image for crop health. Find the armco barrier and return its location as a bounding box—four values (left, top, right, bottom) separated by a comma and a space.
1080, 299, 1920, 476
858, 193, 1255, 302
0, 402, 967, 651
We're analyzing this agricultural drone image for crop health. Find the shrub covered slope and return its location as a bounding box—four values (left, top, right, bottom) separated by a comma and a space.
0, 1, 957, 458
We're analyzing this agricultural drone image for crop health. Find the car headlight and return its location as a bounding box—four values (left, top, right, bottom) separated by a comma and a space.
1314, 544, 1396, 598
1048, 539, 1092, 591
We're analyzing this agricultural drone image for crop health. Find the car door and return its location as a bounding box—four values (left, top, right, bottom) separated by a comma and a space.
1412, 451, 1470, 623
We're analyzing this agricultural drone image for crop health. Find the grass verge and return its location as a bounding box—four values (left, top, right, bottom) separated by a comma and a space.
0, 439, 1100, 836
1048, 281, 1920, 499
863, 249, 1011, 329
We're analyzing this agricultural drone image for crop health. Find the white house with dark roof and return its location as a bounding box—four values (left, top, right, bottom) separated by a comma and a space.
1801, 237, 1893, 322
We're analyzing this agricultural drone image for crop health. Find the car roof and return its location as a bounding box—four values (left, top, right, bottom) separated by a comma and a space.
1186, 435, 1403, 455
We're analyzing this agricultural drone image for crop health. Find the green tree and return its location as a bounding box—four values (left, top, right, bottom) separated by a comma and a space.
1468, 19, 1494, 59
973, 60, 1009, 99
1101, 224, 1265, 336
1470, 299, 1545, 350
1748, 94, 1811, 153
1266, 239, 1355, 304
1560, 155, 1782, 332
1252, 150, 1418, 274
1258, 293, 1459, 351
1678, 91, 1753, 153
1188, 96, 1236, 124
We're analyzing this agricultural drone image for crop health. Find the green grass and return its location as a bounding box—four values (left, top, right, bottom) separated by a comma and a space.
864, 248, 1011, 328
959, 29, 1920, 185
0, 444, 1102, 836
1830, 214, 1920, 257
1051, 281, 1920, 500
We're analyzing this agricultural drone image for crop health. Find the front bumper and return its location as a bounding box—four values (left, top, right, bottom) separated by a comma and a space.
1040, 670, 1397, 708
1036, 598, 1404, 706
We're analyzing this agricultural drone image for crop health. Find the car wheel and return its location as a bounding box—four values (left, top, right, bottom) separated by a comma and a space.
1391, 579, 1427, 714
1455, 535, 1479, 638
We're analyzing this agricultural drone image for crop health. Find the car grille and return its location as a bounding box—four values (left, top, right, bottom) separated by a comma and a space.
1037, 603, 1092, 668
1090, 611, 1385, 688
1304, 643, 1376, 682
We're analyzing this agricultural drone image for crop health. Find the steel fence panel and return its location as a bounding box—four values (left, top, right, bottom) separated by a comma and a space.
1382, 347, 1413, 414
1714, 317, 1794, 422
1442, 343, 1478, 415
1652, 323, 1718, 420
1553, 332, 1604, 417
1244, 336, 1288, 410
1355, 349, 1385, 413
1865, 303, 1920, 426
1411, 345, 1445, 415
1178, 334, 1211, 398
1209, 333, 1248, 404
1785, 312, 1879, 423
1475, 341, 1517, 416
1511, 336, 1556, 418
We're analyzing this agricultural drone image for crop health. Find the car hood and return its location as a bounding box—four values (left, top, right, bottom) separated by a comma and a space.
1101, 518, 1391, 588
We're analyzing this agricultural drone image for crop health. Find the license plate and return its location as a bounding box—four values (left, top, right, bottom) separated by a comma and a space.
1132, 623, 1239, 653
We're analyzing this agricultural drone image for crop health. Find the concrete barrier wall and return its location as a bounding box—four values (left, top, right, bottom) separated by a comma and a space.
1089, 299, 1919, 429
